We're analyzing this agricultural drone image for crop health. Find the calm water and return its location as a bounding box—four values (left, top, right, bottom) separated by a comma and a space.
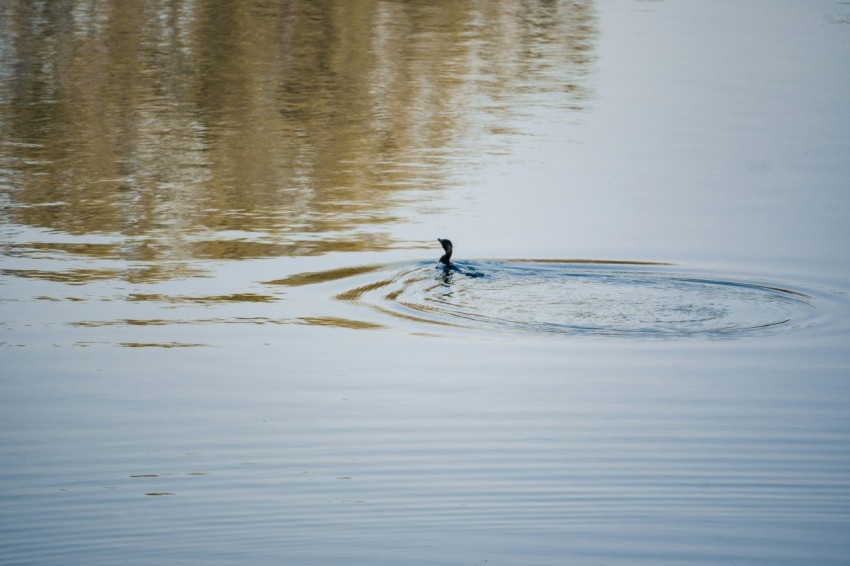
2, 1, 850, 564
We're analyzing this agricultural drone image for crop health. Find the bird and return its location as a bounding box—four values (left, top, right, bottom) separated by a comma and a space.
437, 238, 453, 266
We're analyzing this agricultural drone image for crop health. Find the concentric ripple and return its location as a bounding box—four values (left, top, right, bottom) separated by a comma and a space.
333, 261, 817, 338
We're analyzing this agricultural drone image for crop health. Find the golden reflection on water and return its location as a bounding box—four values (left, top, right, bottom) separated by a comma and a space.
2, 263, 207, 284
3, 242, 122, 259
297, 316, 385, 331
66, 315, 383, 334
70, 317, 285, 327
0, 0, 597, 282
126, 292, 278, 304
264, 264, 385, 286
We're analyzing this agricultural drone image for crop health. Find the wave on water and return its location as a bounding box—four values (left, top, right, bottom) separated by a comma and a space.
277, 260, 819, 339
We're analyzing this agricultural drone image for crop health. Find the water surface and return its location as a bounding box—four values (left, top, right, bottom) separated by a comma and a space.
2, 1, 850, 564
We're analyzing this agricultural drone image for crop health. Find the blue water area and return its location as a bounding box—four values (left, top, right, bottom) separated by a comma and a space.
327, 260, 822, 338
2, 0, 850, 564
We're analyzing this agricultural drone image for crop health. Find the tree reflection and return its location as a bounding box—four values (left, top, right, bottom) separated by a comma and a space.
0, 0, 597, 274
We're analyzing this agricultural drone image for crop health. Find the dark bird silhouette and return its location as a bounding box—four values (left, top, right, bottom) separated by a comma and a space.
437, 238, 453, 266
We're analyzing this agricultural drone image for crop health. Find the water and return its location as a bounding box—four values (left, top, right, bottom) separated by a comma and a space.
309, 260, 822, 338
2, 1, 850, 564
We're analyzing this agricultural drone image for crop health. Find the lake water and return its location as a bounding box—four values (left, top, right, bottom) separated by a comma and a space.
2, 1, 850, 564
